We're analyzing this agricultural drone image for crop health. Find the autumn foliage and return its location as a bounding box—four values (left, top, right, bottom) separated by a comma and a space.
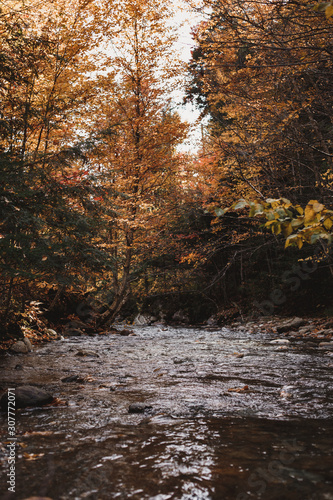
1, 0, 333, 337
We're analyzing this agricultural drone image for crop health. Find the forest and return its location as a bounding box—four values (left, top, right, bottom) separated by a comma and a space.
1, 0, 333, 342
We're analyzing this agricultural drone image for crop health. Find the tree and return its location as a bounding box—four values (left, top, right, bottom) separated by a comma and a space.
68, 0, 189, 325
187, 0, 333, 205
0, 0, 112, 327
177, 0, 333, 316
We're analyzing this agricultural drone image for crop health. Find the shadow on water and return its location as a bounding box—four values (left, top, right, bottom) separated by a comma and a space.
0, 326, 332, 499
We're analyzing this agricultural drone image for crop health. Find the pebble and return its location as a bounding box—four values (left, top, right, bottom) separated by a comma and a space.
270, 339, 290, 345
75, 350, 99, 357
61, 375, 83, 383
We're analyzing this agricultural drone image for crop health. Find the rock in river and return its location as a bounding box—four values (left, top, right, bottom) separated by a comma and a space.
276, 317, 306, 333
128, 403, 153, 414
10, 337, 33, 354
0, 386, 54, 410
269, 339, 290, 345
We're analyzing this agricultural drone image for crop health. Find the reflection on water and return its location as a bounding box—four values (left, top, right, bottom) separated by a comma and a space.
0, 326, 332, 499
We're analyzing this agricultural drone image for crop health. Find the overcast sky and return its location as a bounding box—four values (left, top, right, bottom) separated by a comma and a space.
171, 5, 203, 153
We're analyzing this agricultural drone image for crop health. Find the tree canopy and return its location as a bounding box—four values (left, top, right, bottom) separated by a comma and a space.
1, 0, 333, 336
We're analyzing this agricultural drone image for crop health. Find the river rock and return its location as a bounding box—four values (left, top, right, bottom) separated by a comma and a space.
172, 310, 190, 324
206, 315, 218, 326
280, 386, 294, 398
269, 339, 290, 345
10, 340, 29, 354
23, 337, 33, 351
61, 375, 84, 383
133, 314, 156, 326
116, 328, 133, 336
128, 403, 153, 414
65, 328, 83, 337
0, 386, 54, 410
319, 342, 333, 349
23, 497, 53, 500
75, 349, 99, 357
276, 317, 306, 333
45, 328, 58, 338
299, 327, 311, 335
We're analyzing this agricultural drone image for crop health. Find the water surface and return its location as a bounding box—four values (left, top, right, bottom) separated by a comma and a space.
0, 326, 332, 499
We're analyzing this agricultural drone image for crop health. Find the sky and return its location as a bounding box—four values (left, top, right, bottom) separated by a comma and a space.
170, 5, 204, 153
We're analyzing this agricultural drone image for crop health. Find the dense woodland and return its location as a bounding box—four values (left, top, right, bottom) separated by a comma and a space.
1, 0, 333, 341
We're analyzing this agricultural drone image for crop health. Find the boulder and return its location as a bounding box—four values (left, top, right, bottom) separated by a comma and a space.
172, 310, 190, 324
10, 341, 29, 354
23, 337, 33, 351
0, 386, 53, 410
64, 328, 83, 337
133, 314, 156, 326
206, 315, 218, 326
276, 317, 306, 333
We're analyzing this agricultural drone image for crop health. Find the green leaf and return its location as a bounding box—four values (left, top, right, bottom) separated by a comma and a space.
291, 217, 304, 229
232, 199, 249, 210
314, 2, 330, 12
215, 208, 225, 217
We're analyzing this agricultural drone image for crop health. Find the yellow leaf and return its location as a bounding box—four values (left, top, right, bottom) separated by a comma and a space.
297, 238, 304, 249
282, 222, 293, 237
323, 218, 333, 230
272, 222, 281, 235
325, 4, 333, 17
312, 201, 325, 213
304, 207, 316, 224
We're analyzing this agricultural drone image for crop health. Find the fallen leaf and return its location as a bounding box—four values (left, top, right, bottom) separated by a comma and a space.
228, 385, 250, 393
23, 431, 53, 436
23, 452, 45, 460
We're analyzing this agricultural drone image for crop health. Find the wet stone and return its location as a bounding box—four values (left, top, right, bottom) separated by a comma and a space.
75, 350, 99, 357
23, 337, 33, 351
276, 317, 307, 333
305, 342, 318, 347
128, 403, 153, 414
65, 328, 83, 337
10, 341, 29, 354
61, 375, 84, 383
0, 385, 53, 410
319, 342, 333, 349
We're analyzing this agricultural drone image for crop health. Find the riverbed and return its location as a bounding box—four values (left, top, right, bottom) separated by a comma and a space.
0, 325, 332, 499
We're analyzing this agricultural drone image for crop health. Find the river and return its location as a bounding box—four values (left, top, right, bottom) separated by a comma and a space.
0, 325, 332, 499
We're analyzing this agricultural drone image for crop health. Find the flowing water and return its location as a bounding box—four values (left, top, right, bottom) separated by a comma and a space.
0, 326, 332, 499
